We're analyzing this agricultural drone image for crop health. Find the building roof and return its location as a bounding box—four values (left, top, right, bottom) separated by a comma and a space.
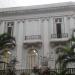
0, 2, 75, 12
0, 2, 75, 16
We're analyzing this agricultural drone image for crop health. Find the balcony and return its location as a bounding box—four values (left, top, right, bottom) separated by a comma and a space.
25, 35, 41, 40
50, 33, 69, 42
23, 35, 42, 48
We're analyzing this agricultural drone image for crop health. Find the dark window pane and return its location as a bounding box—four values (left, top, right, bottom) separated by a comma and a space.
55, 18, 62, 23
59, 18, 62, 22
7, 27, 12, 35
55, 18, 58, 22
56, 23, 62, 38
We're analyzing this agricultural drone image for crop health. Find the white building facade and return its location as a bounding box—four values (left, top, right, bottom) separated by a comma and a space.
0, 2, 75, 69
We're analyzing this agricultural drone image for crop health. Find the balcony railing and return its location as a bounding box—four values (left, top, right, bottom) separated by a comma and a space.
25, 35, 41, 40
51, 33, 68, 38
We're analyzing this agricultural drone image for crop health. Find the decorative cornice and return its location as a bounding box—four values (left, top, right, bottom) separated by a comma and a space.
0, 14, 75, 22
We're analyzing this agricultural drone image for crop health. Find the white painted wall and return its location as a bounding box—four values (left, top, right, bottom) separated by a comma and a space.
0, 9, 75, 69
25, 19, 41, 36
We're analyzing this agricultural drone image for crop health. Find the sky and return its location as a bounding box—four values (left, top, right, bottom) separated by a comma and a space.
0, 0, 75, 8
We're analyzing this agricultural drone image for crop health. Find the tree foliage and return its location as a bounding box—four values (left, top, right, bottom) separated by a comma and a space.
0, 33, 16, 55
56, 36, 75, 69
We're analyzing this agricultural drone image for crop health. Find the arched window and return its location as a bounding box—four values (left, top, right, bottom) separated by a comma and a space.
27, 49, 38, 69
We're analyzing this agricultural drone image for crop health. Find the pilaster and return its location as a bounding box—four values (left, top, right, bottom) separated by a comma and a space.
68, 16, 75, 37
64, 17, 68, 33
1, 21, 5, 34
0, 21, 4, 34
42, 18, 50, 58
16, 20, 24, 69
50, 17, 54, 34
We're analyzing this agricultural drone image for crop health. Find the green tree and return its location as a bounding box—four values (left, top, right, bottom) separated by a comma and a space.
55, 35, 75, 69
0, 33, 16, 63
0, 33, 15, 50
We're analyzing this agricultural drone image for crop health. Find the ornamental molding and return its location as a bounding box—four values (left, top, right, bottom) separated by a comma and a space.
0, 14, 74, 22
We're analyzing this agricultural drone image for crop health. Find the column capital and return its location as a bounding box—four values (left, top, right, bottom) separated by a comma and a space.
41, 17, 50, 22
17, 19, 25, 23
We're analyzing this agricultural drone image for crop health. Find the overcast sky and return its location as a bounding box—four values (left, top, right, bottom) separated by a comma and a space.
0, 0, 75, 8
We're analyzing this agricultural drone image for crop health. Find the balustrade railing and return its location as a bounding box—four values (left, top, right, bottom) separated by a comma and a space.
25, 35, 41, 40
51, 33, 68, 38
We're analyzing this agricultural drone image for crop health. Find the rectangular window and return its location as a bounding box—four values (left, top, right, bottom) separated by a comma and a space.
7, 22, 14, 36
54, 18, 62, 38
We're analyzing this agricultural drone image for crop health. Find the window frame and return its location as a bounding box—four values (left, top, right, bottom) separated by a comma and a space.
53, 17, 64, 38
6, 21, 14, 36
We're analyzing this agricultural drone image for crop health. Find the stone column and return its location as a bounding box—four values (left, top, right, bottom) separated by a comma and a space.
12, 21, 18, 58
22, 20, 27, 69
65, 16, 75, 38
66, 16, 71, 38
50, 17, 54, 35
38, 19, 44, 66
0, 21, 5, 34
69, 17, 75, 36
42, 18, 50, 58
16, 20, 24, 69
13, 21, 18, 38
64, 16, 69, 34
70, 17, 75, 29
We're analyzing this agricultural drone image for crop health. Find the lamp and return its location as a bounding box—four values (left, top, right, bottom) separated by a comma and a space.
7, 51, 11, 55
31, 46, 38, 55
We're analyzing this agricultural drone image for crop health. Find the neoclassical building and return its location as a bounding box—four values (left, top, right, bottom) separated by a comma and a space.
0, 2, 75, 69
